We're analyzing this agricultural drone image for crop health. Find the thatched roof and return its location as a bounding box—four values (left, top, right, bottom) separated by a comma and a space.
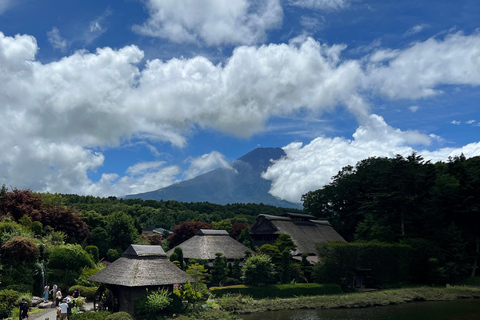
166, 229, 251, 260
250, 214, 346, 256
89, 245, 193, 287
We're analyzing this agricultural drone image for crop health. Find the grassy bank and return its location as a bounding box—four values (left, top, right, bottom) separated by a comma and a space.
217, 286, 480, 314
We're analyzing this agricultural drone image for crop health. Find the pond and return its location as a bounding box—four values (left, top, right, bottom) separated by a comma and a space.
239, 299, 480, 320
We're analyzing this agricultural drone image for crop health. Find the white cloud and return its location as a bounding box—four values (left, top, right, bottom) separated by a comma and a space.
409, 105, 419, 112
289, 0, 350, 10
367, 32, 480, 99
184, 151, 234, 180
263, 115, 480, 203
47, 27, 67, 51
466, 120, 476, 124
451, 120, 461, 125
133, 0, 283, 46
404, 23, 429, 37
2, 29, 480, 198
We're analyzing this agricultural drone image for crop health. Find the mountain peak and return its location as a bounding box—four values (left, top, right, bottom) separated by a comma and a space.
125, 147, 300, 209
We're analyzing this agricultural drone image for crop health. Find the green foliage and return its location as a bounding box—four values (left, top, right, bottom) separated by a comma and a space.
174, 247, 185, 270
174, 307, 241, 320
86, 245, 100, 263
48, 244, 95, 271
91, 227, 109, 258
105, 211, 138, 250
173, 281, 205, 306
75, 268, 100, 287
106, 248, 122, 262
274, 234, 297, 253
30, 221, 43, 236
186, 263, 208, 293
237, 227, 255, 251
212, 283, 342, 299
67, 285, 99, 301
315, 241, 411, 289
70, 311, 111, 320
135, 288, 171, 318
210, 253, 228, 286
105, 311, 135, 320
0, 264, 35, 293
241, 254, 276, 286
0, 289, 20, 319
212, 219, 233, 234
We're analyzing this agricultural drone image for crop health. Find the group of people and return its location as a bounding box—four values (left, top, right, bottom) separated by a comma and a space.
35, 284, 80, 320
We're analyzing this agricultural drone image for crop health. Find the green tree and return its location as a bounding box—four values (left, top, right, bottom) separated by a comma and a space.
210, 253, 228, 286
237, 227, 256, 251
274, 234, 297, 253
105, 211, 138, 250
242, 254, 276, 286
174, 247, 185, 270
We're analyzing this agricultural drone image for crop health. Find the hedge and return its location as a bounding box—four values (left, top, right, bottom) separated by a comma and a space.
70, 311, 111, 320
68, 285, 99, 301
209, 283, 342, 299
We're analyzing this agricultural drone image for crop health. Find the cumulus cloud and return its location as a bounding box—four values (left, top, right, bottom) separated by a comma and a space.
132, 0, 283, 45
367, 32, 480, 99
2, 29, 480, 198
451, 120, 461, 125
289, 0, 350, 10
263, 115, 480, 203
47, 27, 67, 51
183, 151, 234, 180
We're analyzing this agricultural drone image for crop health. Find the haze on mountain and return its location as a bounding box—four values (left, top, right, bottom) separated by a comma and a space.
125, 147, 301, 209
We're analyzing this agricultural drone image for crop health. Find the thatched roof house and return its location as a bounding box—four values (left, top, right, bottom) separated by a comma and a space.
250, 213, 345, 260
166, 229, 251, 261
89, 244, 193, 315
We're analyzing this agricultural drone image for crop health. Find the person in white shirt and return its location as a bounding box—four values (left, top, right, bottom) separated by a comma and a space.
59, 299, 68, 320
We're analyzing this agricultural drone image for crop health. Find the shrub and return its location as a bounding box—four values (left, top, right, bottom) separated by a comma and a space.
241, 254, 276, 286
48, 244, 95, 271
210, 283, 342, 299
68, 285, 99, 301
70, 311, 110, 320
135, 288, 171, 318
75, 268, 100, 287
105, 311, 135, 320
0, 289, 20, 318
86, 245, 100, 263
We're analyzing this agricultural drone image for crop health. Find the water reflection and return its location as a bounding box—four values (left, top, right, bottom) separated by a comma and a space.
239, 299, 480, 320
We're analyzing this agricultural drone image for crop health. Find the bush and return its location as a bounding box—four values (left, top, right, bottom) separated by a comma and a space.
75, 268, 100, 287
70, 311, 111, 320
105, 311, 135, 320
48, 244, 95, 271
86, 246, 100, 263
0, 289, 20, 318
68, 285, 99, 301
241, 254, 276, 286
210, 283, 342, 299
135, 288, 171, 318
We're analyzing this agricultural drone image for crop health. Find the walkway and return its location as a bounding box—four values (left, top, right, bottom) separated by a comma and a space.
29, 302, 94, 320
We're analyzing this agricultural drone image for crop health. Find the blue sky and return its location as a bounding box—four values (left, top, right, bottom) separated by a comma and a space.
0, 0, 479, 203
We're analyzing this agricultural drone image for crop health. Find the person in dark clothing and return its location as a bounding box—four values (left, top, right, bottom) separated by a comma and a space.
19, 298, 29, 320
72, 288, 79, 298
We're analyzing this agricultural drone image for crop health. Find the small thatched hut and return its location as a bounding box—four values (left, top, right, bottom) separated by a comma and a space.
89, 244, 193, 315
166, 229, 251, 261
250, 213, 346, 262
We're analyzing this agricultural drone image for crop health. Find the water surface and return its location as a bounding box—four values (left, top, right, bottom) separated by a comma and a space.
240, 299, 480, 320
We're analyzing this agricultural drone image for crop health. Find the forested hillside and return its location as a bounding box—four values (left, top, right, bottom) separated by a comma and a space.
302, 153, 480, 279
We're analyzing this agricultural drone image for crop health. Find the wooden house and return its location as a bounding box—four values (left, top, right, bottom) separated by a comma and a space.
88, 244, 193, 315
250, 213, 345, 262
166, 229, 252, 261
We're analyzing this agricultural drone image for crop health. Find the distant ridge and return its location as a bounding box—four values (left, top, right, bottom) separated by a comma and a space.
125, 147, 301, 209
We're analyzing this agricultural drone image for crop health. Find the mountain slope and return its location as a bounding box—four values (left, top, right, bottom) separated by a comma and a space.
125, 147, 301, 208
